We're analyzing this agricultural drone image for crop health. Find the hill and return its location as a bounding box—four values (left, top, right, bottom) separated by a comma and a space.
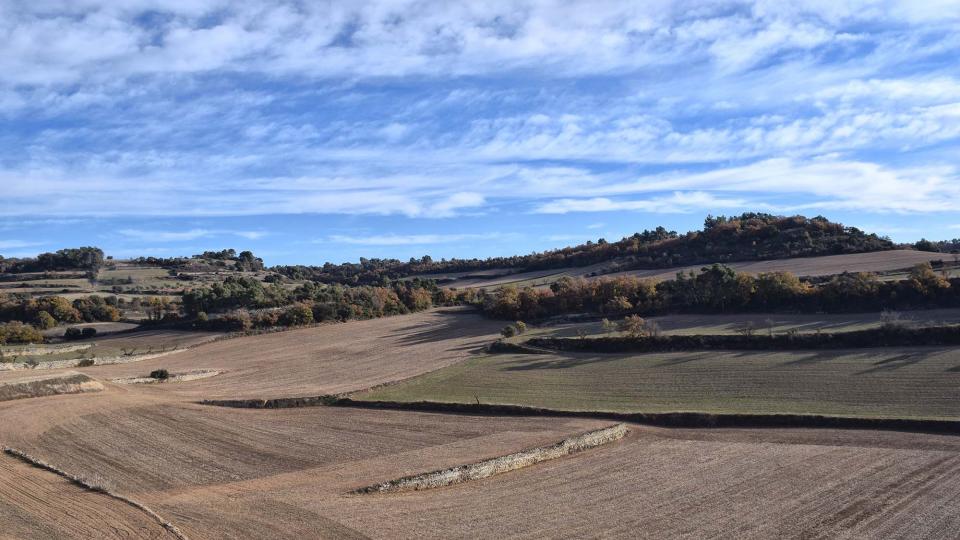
274, 213, 894, 285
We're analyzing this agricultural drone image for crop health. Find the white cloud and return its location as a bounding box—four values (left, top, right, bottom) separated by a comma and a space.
327, 233, 506, 246
117, 228, 268, 242
0, 240, 42, 250
536, 191, 753, 214
428, 192, 486, 217
1, 1, 957, 87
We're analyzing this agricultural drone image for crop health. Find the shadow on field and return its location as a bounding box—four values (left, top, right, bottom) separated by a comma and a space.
387, 311, 498, 349
855, 351, 933, 375
501, 352, 627, 371
782, 350, 850, 366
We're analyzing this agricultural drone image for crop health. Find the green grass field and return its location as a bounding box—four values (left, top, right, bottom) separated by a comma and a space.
358, 347, 960, 420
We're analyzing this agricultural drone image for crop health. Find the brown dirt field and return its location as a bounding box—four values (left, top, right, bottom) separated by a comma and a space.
4, 308, 960, 538
453, 249, 946, 289
0, 452, 168, 539
80, 307, 503, 399
16, 399, 958, 539
0, 393, 609, 539
306, 425, 960, 539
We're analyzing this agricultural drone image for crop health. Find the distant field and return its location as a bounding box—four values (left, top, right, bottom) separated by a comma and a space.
42, 321, 140, 338
359, 347, 960, 420
83, 307, 503, 400
529, 309, 960, 339
0, 328, 222, 366
98, 266, 170, 283
450, 250, 948, 289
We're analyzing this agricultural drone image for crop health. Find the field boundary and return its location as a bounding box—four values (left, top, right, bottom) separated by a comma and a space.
2, 447, 189, 540
353, 423, 628, 494
199, 395, 960, 435
0, 372, 104, 402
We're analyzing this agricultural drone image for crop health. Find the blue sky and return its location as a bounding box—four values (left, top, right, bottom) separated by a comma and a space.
1, 1, 959, 265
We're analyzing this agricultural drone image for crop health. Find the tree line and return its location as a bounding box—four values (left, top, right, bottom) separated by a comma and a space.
182, 276, 478, 331
0, 247, 104, 274
0, 294, 121, 330
272, 213, 893, 285
481, 262, 959, 320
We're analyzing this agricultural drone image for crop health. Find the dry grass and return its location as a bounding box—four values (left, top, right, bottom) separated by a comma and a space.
359, 347, 960, 420
0, 371, 103, 402
109, 369, 222, 385
355, 423, 628, 494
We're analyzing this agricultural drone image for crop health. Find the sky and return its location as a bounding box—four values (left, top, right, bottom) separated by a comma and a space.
1, 0, 959, 265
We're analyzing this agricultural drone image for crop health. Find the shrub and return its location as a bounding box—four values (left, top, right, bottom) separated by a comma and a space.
280, 303, 314, 327
515, 321, 527, 334
77, 358, 95, 367
149, 369, 170, 381
0, 322, 44, 344
35, 311, 56, 330
219, 309, 253, 332
81, 327, 97, 339
253, 310, 280, 328
64, 327, 84, 340
601, 318, 617, 334
880, 309, 907, 330
501, 325, 517, 338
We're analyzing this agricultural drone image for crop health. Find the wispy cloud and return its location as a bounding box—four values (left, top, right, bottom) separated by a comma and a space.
117, 229, 267, 242
0, 240, 42, 250
536, 191, 755, 215
326, 233, 507, 246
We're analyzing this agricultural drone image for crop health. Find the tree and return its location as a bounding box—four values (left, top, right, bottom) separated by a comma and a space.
515, 321, 527, 334
915, 239, 939, 252
618, 315, 649, 338
35, 311, 56, 330
0, 322, 44, 344
908, 262, 950, 298
601, 318, 617, 334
